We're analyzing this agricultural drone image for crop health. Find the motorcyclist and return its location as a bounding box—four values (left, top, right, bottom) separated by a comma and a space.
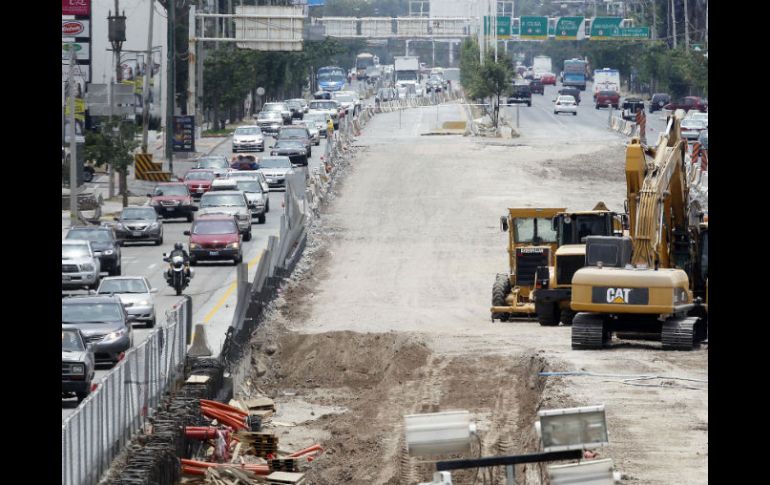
165, 242, 191, 281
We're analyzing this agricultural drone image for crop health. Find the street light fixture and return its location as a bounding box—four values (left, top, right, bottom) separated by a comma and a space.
537, 404, 609, 452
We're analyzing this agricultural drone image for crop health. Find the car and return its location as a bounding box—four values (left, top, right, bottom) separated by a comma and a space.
554, 95, 578, 115
255, 111, 284, 135
232, 125, 265, 153
65, 226, 122, 276
296, 120, 321, 146
96, 276, 158, 328
680, 118, 707, 141
685, 111, 708, 128
663, 96, 707, 113
147, 182, 196, 222
260, 102, 292, 125
595, 90, 620, 109
258, 156, 295, 190
230, 154, 259, 171
332, 92, 358, 115
185, 214, 243, 265
270, 140, 308, 167
183, 169, 216, 199
286, 98, 309, 114
193, 155, 230, 178
375, 87, 398, 103
649, 93, 671, 113
113, 206, 164, 245
426, 76, 444, 93
621, 98, 646, 121
540, 72, 557, 85
62, 294, 133, 365
308, 100, 341, 128
557, 87, 581, 105
197, 190, 253, 240
507, 84, 532, 107
62, 240, 101, 291
226, 170, 271, 199
62, 329, 96, 402
234, 178, 269, 224
277, 125, 313, 158
698, 130, 708, 150
285, 99, 305, 120
528, 79, 544, 95
304, 111, 333, 138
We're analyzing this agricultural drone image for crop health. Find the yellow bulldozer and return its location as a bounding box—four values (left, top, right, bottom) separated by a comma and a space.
569, 111, 708, 350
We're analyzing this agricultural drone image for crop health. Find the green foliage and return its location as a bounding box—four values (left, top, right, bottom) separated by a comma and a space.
84, 120, 139, 173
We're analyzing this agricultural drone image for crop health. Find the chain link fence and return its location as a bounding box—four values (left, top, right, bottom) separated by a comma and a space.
62, 299, 191, 485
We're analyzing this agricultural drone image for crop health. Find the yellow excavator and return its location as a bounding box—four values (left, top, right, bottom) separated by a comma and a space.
569, 110, 708, 350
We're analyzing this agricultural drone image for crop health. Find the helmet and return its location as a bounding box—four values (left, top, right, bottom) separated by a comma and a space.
174, 242, 184, 251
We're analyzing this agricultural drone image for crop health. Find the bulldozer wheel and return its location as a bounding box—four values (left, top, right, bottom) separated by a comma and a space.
536, 301, 561, 326
571, 313, 606, 350
661, 317, 700, 350
491, 273, 511, 322
560, 309, 575, 326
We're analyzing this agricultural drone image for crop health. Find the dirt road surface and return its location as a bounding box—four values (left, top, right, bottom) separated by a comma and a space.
237, 98, 707, 484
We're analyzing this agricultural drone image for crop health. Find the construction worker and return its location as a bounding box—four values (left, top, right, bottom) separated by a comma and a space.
327, 118, 334, 138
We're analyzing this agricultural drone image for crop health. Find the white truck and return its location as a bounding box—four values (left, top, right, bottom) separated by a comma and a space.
394, 56, 420, 85
592, 68, 620, 99
532, 56, 553, 77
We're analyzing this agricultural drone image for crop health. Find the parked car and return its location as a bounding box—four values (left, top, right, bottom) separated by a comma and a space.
595, 90, 620, 109
185, 214, 243, 265
147, 182, 196, 221
663, 96, 707, 113
621, 98, 646, 121
255, 111, 284, 136
113, 206, 163, 245
226, 171, 271, 199
97, 276, 158, 328
271, 140, 308, 167
65, 226, 121, 276
62, 294, 133, 365
307, 100, 341, 128
62, 240, 101, 291
285, 99, 305, 120
649, 93, 670, 113
197, 190, 253, 240
557, 87, 581, 105
232, 125, 265, 153
258, 156, 295, 189
277, 125, 313, 158
507, 84, 532, 107
62, 329, 96, 402
260, 102, 292, 125
529, 79, 544, 95
554, 95, 578, 115
304, 111, 333, 138
183, 169, 216, 199
193, 155, 230, 177
680, 118, 707, 141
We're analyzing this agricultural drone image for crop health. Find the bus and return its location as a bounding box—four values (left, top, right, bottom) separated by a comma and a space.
592, 68, 620, 99
562, 59, 587, 91
317, 66, 346, 92
355, 53, 375, 79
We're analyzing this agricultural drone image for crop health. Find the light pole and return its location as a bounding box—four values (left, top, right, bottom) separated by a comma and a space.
108, 4, 126, 200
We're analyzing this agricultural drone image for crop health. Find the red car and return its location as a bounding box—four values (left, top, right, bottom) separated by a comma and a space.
663, 96, 707, 113
183, 169, 216, 199
184, 214, 243, 265
540, 72, 557, 85
595, 90, 620, 109
147, 182, 197, 221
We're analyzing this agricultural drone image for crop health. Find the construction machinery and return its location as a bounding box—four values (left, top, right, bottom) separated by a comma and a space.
569, 111, 708, 350
531, 204, 627, 326
491, 208, 564, 321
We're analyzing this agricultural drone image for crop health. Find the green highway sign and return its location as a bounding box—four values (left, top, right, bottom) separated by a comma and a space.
555, 16, 585, 40
590, 17, 623, 39
520, 16, 548, 40
616, 27, 650, 39
484, 16, 512, 38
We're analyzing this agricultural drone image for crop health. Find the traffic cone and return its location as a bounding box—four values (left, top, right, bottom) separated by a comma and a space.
188, 323, 213, 357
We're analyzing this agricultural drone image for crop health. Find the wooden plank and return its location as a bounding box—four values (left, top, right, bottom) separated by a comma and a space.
243, 397, 276, 411
266, 471, 305, 484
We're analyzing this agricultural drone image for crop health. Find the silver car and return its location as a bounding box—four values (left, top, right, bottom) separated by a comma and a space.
234, 179, 269, 224
198, 190, 253, 240
308, 100, 341, 128
296, 120, 321, 145
194, 155, 231, 177
680, 119, 706, 141
113, 206, 164, 245
62, 240, 101, 290
304, 111, 332, 138
226, 170, 271, 197
258, 156, 295, 190
261, 102, 292, 125
97, 276, 158, 328
232, 125, 265, 152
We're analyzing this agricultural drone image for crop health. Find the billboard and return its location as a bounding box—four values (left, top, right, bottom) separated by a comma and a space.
62, 0, 91, 16
62, 19, 90, 37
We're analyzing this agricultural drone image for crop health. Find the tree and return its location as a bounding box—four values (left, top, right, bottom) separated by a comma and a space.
84, 120, 140, 207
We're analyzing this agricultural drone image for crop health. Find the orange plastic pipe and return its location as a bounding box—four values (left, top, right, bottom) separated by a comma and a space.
200, 399, 249, 417
289, 444, 323, 458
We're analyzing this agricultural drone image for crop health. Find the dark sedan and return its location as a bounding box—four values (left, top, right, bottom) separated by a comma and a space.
62, 295, 133, 365
270, 140, 308, 167
277, 125, 312, 158
65, 226, 122, 276
113, 206, 164, 245
664, 96, 707, 113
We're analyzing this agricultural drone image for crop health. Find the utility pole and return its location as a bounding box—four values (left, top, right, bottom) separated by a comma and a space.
493, 0, 498, 62
68, 48, 78, 226
166, 0, 176, 176
705, 0, 708, 47
108, 3, 126, 200
670, 0, 677, 48
141, 0, 155, 153
683, 0, 689, 50
650, 0, 657, 40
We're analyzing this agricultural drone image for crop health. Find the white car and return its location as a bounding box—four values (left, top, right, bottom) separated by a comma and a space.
232, 125, 265, 153
62, 240, 101, 291
308, 100, 341, 128
680, 119, 707, 141
96, 276, 158, 328
295, 120, 321, 145
225, 171, 270, 196
554, 95, 578, 116
304, 111, 333, 138
685, 111, 708, 128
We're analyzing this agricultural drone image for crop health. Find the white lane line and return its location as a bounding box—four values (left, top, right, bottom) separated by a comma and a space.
148, 263, 157, 270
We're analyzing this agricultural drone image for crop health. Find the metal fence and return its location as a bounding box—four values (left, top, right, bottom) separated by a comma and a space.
61, 299, 191, 485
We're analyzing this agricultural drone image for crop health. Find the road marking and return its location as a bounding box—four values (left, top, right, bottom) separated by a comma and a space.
202, 251, 264, 324
148, 263, 157, 269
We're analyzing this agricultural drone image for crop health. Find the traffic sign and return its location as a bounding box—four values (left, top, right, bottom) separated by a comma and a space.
589, 17, 622, 40
555, 17, 585, 40
616, 27, 650, 39
484, 16, 512, 38
519, 16, 548, 40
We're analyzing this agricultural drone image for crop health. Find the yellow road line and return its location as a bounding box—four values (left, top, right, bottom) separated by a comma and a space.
202, 250, 264, 324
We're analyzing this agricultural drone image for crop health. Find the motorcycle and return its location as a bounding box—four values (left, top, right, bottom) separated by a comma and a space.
163, 253, 193, 295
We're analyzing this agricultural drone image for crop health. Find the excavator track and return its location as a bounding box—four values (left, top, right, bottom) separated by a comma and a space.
571, 313, 607, 350
661, 317, 700, 350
